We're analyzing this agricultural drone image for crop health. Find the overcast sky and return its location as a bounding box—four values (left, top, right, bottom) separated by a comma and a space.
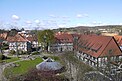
0, 0, 122, 30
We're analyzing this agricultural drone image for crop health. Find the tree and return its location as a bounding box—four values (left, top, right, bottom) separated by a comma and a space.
8, 29, 18, 36
9, 68, 69, 81
20, 28, 24, 31
37, 29, 55, 52
96, 31, 101, 35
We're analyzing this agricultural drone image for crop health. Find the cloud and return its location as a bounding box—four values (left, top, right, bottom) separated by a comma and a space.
12, 15, 20, 20
35, 20, 40, 24
62, 16, 69, 19
49, 14, 58, 18
76, 23, 91, 26
92, 21, 102, 25
77, 14, 83, 18
25, 21, 32, 27
26, 20, 32, 24
119, 23, 122, 25
76, 13, 88, 18
83, 14, 88, 17
58, 24, 66, 28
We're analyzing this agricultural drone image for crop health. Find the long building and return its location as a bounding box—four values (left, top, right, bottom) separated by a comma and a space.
75, 34, 122, 67
50, 32, 73, 52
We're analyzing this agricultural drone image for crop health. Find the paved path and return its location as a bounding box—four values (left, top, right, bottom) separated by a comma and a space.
0, 63, 7, 81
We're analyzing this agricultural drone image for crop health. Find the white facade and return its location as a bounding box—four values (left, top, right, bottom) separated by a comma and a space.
50, 43, 73, 52
9, 42, 30, 51
76, 51, 122, 68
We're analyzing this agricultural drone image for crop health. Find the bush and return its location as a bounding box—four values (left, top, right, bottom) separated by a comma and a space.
42, 56, 48, 60
31, 51, 40, 55
0, 54, 7, 60
22, 51, 30, 55
9, 68, 69, 81
9, 50, 16, 55
18, 50, 24, 55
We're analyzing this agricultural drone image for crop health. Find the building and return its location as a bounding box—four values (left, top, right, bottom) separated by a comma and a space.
36, 58, 64, 72
50, 32, 73, 52
75, 34, 122, 67
7, 34, 31, 52
26, 36, 38, 48
101, 32, 118, 36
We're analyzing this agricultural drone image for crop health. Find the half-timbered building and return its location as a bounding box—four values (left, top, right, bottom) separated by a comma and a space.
7, 34, 31, 52
75, 35, 122, 67
50, 32, 73, 52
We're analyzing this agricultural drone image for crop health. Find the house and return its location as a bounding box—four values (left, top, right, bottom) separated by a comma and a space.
74, 34, 122, 67
18, 31, 38, 49
50, 32, 73, 52
26, 35, 38, 47
7, 34, 31, 52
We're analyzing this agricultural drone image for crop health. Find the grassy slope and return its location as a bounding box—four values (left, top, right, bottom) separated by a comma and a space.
4, 57, 43, 77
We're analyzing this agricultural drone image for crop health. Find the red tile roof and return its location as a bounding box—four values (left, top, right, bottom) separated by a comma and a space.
0, 33, 8, 39
55, 32, 73, 43
114, 35, 122, 46
26, 36, 37, 42
7, 34, 28, 42
77, 35, 122, 58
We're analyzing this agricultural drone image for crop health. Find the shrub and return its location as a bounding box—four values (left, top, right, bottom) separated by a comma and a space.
9, 50, 16, 55
9, 68, 69, 81
18, 50, 23, 55
22, 51, 29, 55
31, 51, 40, 55
42, 56, 48, 60
0, 54, 7, 60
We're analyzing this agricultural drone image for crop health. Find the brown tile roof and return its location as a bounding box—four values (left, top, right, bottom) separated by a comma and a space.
77, 35, 122, 58
7, 34, 28, 42
55, 32, 73, 43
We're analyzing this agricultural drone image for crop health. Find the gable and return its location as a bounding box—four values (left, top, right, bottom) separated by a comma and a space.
99, 37, 122, 57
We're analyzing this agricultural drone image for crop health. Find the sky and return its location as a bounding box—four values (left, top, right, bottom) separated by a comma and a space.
0, 0, 122, 30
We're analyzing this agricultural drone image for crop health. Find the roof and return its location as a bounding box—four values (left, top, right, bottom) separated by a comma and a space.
76, 35, 122, 58
55, 32, 73, 43
26, 36, 37, 42
36, 58, 63, 71
114, 35, 122, 46
0, 33, 8, 39
7, 34, 29, 42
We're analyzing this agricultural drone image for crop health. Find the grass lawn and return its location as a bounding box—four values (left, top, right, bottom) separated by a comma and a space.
4, 57, 43, 78
4, 56, 60, 78
3, 57, 19, 63
48, 56, 60, 61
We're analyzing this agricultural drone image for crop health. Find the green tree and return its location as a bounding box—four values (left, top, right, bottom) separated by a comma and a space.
37, 29, 55, 52
96, 31, 101, 35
